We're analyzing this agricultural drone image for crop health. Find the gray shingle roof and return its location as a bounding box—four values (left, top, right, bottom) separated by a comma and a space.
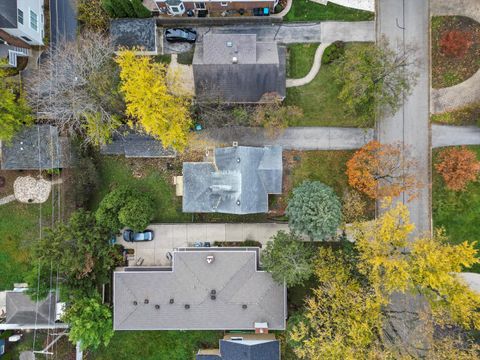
220, 339, 280, 360
1, 125, 71, 170
6, 292, 56, 325
193, 34, 286, 103
113, 248, 286, 330
110, 19, 157, 53
183, 146, 282, 214
0, 0, 17, 29
100, 131, 176, 158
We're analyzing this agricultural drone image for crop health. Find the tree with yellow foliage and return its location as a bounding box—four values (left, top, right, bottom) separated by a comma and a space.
289, 202, 480, 359
116, 50, 192, 151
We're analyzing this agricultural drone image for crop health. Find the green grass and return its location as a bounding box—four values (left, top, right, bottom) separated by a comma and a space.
91, 330, 222, 360
154, 54, 172, 64
0, 199, 53, 291
433, 146, 480, 273
431, 102, 480, 126
285, 43, 373, 127
287, 43, 319, 78
90, 157, 191, 223
178, 49, 194, 65
284, 1, 374, 22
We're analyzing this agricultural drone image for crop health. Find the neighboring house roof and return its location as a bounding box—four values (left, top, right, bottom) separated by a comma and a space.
100, 131, 176, 158
182, 146, 282, 214
113, 248, 287, 330
0, 125, 72, 170
0, 0, 17, 29
6, 291, 56, 325
110, 19, 157, 53
197, 334, 280, 360
193, 34, 286, 103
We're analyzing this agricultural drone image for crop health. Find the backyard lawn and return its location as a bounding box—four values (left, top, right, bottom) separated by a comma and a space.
90, 330, 222, 360
0, 180, 54, 291
287, 43, 319, 78
285, 43, 373, 127
284, 1, 374, 22
433, 146, 480, 273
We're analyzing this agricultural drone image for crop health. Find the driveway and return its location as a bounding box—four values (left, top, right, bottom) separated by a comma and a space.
117, 223, 289, 266
194, 21, 375, 44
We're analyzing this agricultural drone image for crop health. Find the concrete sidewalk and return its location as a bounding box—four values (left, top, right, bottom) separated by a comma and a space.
117, 223, 289, 266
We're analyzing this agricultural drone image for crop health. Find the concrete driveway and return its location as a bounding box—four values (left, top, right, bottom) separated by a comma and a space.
117, 223, 289, 266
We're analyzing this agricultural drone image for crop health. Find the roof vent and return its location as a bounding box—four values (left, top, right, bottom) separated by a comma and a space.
185, 304, 190, 309
211, 295, 216, 300
133, 301, 138, 306
170, 298, 175, 304
236, 157, 241, 163
155, 304, 160, 310
211, 289, 216, 295
242, 304, 248, 310
206, 255, 215, 264
236, 200, 241, 206
232, 56, 238, 64
144, 299, 149, 304
226, 41, 233, 47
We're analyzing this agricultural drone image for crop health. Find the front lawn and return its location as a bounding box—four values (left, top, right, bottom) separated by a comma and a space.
90, 330, 222, 360
432, 16, 480, 88
433, 146, 480, 273
287, 43, 319, 78
285, 43, 373, 127
431, 102, 480, 125
284, 1, 374, 22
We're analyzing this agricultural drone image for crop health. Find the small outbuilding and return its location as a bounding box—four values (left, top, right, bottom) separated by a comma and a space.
110, 18, 158, 55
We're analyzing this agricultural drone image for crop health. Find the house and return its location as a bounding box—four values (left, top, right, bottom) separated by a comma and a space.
179, 145, 282, 214
0, 286, 67, 330
0, 0, 44, 46
100, 130, 176, 158
110, 18, 158, 55
113, 248, 287, 330
197, 333, 280, 360
193, 33, 286, 103
152, 0, 278, 17
0, 125, 72, 170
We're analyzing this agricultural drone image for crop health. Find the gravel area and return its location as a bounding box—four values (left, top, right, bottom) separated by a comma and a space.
13, 176, 52, 204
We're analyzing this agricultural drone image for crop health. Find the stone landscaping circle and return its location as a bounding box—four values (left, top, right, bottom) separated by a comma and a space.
13, 176, 52, 204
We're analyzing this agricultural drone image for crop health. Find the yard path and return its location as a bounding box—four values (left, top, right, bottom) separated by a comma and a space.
198, 125, 480, 150
430, 0, 480, 113
286, 43, 331, 87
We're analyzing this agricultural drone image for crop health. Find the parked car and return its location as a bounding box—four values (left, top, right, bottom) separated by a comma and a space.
165, 28, 197, 43
123, 229, 154, 242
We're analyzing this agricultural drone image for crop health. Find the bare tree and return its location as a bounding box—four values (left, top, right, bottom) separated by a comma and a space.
26, 31, 123, 146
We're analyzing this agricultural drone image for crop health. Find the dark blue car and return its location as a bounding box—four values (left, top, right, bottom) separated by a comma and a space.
123, 229, 154, 242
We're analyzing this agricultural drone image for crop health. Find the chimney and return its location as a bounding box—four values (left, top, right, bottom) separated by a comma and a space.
254, 322, 269, 334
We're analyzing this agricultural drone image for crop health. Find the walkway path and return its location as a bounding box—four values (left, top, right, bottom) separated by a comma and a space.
430, 0, 480, 113
311, 0, 374, 12
286, 43, 331, 87
432, 125, 480, 148
117, 223, 289, 266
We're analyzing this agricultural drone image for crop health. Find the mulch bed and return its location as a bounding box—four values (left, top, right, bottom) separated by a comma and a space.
432, 16, 480, 89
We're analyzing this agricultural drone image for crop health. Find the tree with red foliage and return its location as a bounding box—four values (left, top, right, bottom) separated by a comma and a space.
440, 30, 473, 58
435, 147, 480, 191
346, 141, 420, 200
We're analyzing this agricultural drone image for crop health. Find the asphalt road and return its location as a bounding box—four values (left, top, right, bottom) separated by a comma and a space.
49, 0, 77, 47
376, 0, 431, 237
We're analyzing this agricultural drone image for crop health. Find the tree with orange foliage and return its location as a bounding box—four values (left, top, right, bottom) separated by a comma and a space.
346, 141, 419, 199
435, 147, 480, 191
